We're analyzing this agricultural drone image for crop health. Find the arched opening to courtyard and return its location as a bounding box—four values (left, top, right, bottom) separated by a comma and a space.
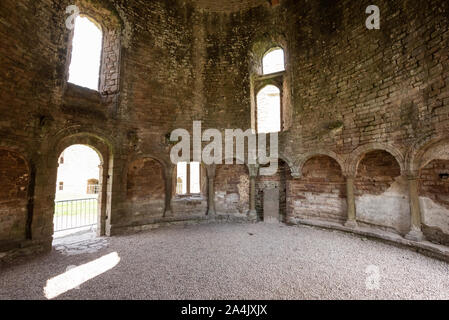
53, 145, 102, 239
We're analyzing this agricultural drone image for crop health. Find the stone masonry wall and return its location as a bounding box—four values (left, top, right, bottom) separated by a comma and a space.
215, 164, 249, 215
0, 150, 30, 247
1, 0, 449, 257
125, 158, 165, 224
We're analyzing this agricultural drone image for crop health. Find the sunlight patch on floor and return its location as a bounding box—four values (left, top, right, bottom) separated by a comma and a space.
43, 252, 120, 299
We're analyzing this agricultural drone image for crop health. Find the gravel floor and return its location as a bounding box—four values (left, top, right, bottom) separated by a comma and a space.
1, 222, 448, 300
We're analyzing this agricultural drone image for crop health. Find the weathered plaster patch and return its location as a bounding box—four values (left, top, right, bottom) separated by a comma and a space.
420, 197, 449, 235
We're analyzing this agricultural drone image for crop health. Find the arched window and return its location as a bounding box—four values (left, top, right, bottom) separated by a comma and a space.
68, 16, 103, 90
262, 47, 285, 75
176, 162, 201, 195
256, 85, 281, 133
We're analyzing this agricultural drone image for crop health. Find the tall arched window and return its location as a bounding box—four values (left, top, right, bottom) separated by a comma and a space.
257, 85, 281, 133
68, 16, 103, 90
250, 43, 290, 133
262, 47, 285, 75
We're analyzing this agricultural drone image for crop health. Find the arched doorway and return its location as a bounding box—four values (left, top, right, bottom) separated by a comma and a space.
53, 145, 102, 238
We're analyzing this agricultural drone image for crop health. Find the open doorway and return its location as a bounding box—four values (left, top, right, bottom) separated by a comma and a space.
53, 145, 101, 240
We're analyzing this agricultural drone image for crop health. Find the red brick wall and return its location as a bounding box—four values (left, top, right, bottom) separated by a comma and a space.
125, 158, 165, 220
215, 164, 249, 214
419, 160, 449, 209
0, 150, 29, 243
288, 156, 346, 223
355, 151, 401, 196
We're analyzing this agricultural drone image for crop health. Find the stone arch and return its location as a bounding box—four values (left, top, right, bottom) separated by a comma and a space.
288, 154, 347, 224
262, 47, 285, 75
65, 0, 126, 95
249, 33, 288, 76
407, 134, 449, 245
49, 130, 114, 237
278, 152, 298, 177
254, 82, 283, 97
347, 143, 405, 177
353, 148, 410, 235
406, 134, 449, 174
297, 150, 345, 178
125, 153, 169, 179
0, 139, 34, 165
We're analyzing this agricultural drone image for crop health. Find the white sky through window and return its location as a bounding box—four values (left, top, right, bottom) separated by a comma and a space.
257, 85, 281, 133
190, 162, 200, 194
68, 16, 102, 90
263, 48, 285, 74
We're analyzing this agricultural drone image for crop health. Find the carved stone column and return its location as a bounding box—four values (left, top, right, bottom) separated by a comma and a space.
344, 175, 358, 228
248, 164, 259, 219
164, 165, 174, 217
405, 173, 425, 241
206, 165, 216, 217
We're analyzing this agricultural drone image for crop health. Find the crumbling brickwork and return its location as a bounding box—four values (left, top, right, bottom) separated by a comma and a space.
355, 151, 401, 196
288, 156, 347, 223
215, 164, 249, 215
0, 150, 29, 246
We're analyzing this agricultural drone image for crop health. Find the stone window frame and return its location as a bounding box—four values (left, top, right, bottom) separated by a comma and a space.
175, 162, 203, 197
250, 45, 291, 133
64, 6, 121, 96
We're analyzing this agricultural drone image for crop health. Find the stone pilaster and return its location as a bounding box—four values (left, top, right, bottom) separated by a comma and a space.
206, 165, 216, 216
248, 164, 259, 219
405, 173, 425, 241
164, 165, 174, 217
344, 176, 358, 228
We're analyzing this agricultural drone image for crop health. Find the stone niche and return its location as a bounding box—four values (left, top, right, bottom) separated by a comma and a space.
0, 149, 30, 247
355, 151, 410, 235
214, 164, 250, 216
288, 156, 347, 224
125, 158, 165, 223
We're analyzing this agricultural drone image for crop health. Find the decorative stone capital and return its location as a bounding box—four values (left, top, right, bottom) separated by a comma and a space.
248, 164, 259, 178
290, 167, 301, 179
205, 164, 216, 179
